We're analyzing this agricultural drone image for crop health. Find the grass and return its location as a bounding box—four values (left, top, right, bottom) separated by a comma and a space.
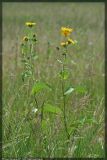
2, 2, 105, 158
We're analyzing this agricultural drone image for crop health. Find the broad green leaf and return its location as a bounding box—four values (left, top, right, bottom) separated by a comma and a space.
59, 70, 69, 80
75, 86, 87, 94
64, 87, 74, 96
31, 82, 52, 95
43, 103, 62, 114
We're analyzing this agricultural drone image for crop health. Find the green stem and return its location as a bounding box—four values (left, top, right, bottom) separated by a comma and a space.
30, 43, 35, 82
27, 44, 33, 101
62, 52, 70, 140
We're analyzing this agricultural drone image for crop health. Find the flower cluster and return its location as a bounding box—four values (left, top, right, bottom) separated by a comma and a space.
60, 27, 76, 47
21, 22, 37, 44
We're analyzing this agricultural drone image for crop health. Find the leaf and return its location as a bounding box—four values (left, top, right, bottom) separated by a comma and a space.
43, 103, 62, 114
64, 87, 74, 96
75, 86, 87, 94
59, 70, 69, 80
31, 54, 38, 60
21, 70, 32, 81
31, 82, 52, 95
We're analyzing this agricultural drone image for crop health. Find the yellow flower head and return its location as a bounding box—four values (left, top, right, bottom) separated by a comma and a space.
60, 42, 68, 47
68, 38, 75, 44
61, 27, 73, 36
25, 22, 36, 27
23, 36, 28, 42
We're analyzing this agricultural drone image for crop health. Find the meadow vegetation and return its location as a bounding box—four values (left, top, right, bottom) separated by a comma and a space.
2, 2, 105, 158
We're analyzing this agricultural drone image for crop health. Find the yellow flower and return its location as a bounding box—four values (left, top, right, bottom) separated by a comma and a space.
25, 22, 36, 27
23, 36, 28, 41
61, 27, 73, 36
60, 42, 68, 47
68, 38, 75, 44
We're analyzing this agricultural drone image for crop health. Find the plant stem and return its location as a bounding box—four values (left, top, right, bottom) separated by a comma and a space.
62, 52, 70, 140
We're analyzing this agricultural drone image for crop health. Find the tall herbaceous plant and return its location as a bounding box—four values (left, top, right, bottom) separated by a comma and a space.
58, 27, 77, 139
20, 20, 78, 156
